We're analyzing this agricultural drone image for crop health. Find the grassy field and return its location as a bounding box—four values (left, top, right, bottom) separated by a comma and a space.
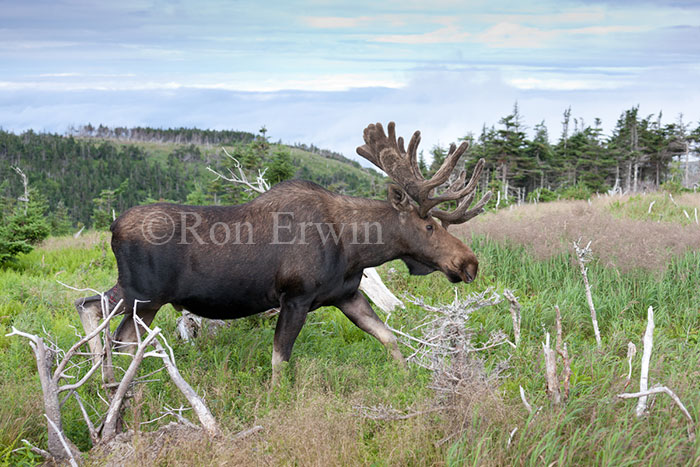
1, 194, 699, 465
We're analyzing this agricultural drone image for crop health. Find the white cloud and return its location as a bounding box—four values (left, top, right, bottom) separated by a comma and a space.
477, 22, 558, 48
506, 77, 626, 91
372, 24, 471, 44
301, 16, 374, 28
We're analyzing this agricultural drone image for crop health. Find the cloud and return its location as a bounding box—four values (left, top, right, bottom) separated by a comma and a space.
477, 22, 558, 48
301, 16, 374, 28
506, 77, 626, 91
372, 23, 471, 44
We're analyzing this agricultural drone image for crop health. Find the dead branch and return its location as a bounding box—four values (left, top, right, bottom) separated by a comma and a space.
9, 286, 220, 460
353, 404, 450, 421
519, 385, 533, 415
618, 386, 695, 442
207, 147, 270, 194
19, 439, 51, 460
101, 327, 161, 442
542, 332, 561, 405
573, 239, 602, 348
148, 337, 219, 437
359, 267, 404, 313
624, 342, 637, 388
44, 415, 79, 467
5, 327, 82, 461
636, 306, 654, 418
233, 425, 264, 441
503, 289, 522, 346
554, 306, 571, 400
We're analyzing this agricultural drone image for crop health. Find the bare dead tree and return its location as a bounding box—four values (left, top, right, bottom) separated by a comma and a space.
6, 293, 220, 463
388, 288, 511, 396
12, 166, 29, 214
540, 306, 572, 405
573, 239, 602, 348
542, 332, 561, 405
207, 148, 270, 194
617, 306, 695, 441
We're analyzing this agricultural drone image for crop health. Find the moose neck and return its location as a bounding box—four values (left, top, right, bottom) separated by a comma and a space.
331, 197, 409, 275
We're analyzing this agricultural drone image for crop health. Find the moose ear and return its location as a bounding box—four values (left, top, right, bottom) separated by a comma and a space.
387, 184, 412, 212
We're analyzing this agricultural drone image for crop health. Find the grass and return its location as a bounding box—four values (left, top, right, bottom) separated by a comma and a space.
608, 192, 700, 225
1, 198, 699, 465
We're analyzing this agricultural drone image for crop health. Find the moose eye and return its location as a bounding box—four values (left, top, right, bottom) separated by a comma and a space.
426, 224, 434, 232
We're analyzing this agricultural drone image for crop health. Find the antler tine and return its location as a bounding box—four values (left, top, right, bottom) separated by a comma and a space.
432, 191, 493, 228
416, 157, 485, 217
357, 122, 489, 225
420, 141, 469, 195
428, 158, 490, 225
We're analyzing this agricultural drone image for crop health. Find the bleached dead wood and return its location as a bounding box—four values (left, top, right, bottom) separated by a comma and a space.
554, 306, 571, 400
617, 386, 695, 442
573, 239, 602, 348
387, 288, 511, 404
8, 290, 220, 461
542, 333, 561, 405
12, 166, 29, 213
207, 148, 270, 194
625, 342, 637, 388
617, 306, 694, 441
636, 306, 655, 418
503, 289, 521, 346
359, 267, 404, 313
519, 385, 533, 415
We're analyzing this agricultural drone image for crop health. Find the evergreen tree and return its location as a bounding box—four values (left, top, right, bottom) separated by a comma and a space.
265, 147, 296, 184
0, 188, 50, 264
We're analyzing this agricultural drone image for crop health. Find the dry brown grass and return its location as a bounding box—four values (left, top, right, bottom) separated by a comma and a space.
39, 231, 109, 251
455, 194, 700, 272
84, 355, 510, 467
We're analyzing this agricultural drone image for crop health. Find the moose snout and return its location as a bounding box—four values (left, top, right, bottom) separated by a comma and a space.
461, 260, 478, 283
459, 258, 479, 284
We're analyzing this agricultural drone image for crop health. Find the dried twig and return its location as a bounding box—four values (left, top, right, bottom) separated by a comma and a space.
618, 386, 695, 442
503, 289, 521, 346
232, 425, 264, 440
354, 404, 450, 421
573, 239, 602, 348
519, 385, 533, 415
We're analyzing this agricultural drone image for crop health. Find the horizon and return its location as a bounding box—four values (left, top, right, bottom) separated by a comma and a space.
1, 0, 699, 164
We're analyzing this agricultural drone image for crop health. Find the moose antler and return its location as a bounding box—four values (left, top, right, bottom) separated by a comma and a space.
357, 122, 492, 226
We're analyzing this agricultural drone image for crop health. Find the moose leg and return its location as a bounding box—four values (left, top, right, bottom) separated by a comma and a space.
336, 291, 405, 366
271, 295, 309, 384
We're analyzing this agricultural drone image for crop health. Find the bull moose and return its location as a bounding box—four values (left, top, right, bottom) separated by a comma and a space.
75, 122, 491, 379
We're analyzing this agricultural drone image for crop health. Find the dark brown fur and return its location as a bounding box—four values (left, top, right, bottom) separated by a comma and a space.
76, 179, 480, 373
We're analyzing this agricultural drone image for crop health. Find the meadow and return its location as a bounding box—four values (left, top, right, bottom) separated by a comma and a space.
1, 193, 699, 466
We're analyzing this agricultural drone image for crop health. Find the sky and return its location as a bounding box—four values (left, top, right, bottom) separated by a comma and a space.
1, 0, 699, 164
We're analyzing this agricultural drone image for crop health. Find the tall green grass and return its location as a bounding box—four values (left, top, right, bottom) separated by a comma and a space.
0, 233, 698, 465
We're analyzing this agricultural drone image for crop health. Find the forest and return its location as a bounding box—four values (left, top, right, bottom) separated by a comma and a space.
0, 104, 698, 264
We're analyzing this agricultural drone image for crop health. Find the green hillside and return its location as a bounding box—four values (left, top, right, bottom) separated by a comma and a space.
0, 127, 385, 229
